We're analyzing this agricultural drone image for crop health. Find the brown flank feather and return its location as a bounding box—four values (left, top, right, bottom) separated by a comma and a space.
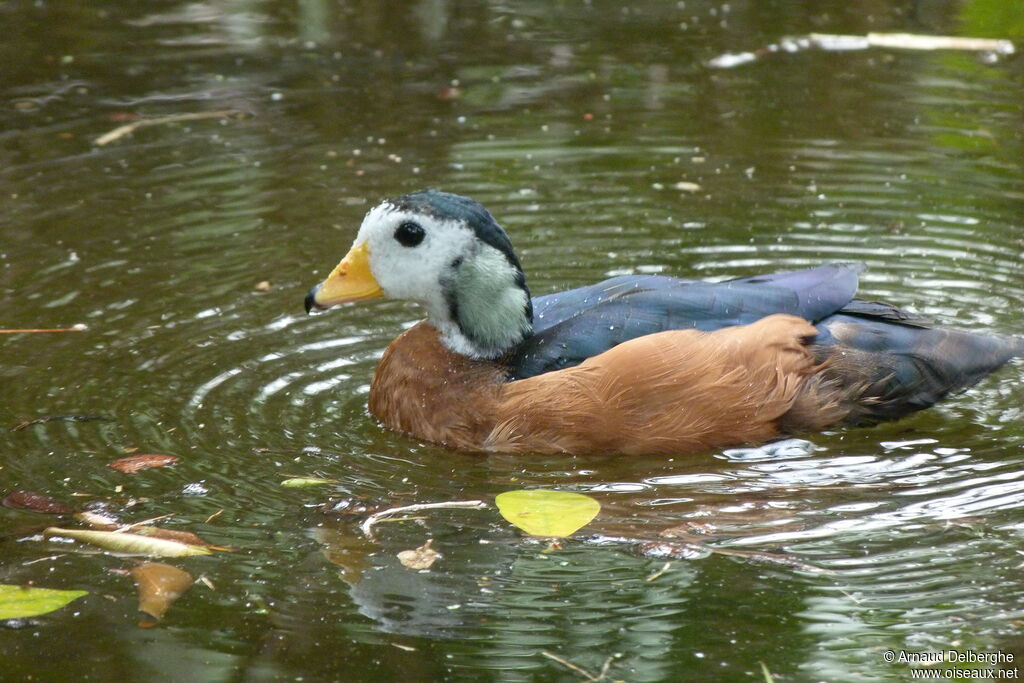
369, 314, 853, 455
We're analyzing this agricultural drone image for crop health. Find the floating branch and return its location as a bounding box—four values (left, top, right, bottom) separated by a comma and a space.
709, 32, 1016, 68
360, 500, 488, 540
94, 109, 243, 146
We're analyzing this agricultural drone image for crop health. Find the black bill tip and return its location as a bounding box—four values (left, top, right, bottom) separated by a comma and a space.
304, 284, 321, 314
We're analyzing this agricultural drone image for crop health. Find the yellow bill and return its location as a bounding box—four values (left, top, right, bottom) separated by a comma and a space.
305, 242, 383, 312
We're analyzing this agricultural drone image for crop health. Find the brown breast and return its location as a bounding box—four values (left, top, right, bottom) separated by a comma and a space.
368, 322, 507, 450
368, 315, 829, 456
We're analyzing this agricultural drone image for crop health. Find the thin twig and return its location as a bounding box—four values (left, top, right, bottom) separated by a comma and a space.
22, 554, 65, 566
360, 500, 488, 540
114, 514, 174, 533
203, 509, 224, 524
542, 652, 617, 682
0, 326, 86, 334
542, 652, 600, 681
644, 561, 673, 582
94, 109, 241, 146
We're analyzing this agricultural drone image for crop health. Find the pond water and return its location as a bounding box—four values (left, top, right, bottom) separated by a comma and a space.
2, 1, 1024, 681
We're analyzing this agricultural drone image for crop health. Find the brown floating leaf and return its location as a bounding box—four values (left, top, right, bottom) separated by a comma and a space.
3, 491, 73, 515
131, 526, 222, 548
44, 527, 212, 557
131, 563, 193, 621
397, 539, 440, 570
108, 454, 178, 473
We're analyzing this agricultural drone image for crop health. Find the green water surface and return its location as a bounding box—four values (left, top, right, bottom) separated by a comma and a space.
2, 1, 1024, 681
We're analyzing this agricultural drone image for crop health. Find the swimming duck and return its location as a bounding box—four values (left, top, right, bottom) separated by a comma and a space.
305, 190, 1023, 456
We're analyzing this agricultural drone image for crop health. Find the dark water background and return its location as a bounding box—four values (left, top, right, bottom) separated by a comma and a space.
2, 1, 1024, 681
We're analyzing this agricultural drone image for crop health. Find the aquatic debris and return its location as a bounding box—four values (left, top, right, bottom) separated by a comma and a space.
0, 325, 87, 334
397, 539, 440, 570
0, 585, 88, 620
45, 527, 213, 558
108, 454, 178, 474
11, 415, 114, 431
644, 561, 674, 583
280, 477, 337, 488
674, 181, 702, 193
709, 32, 1016, 69
73, 512, 229, 550
313, 526, 376, 584
495, 490, 600, 538
541, 651, 619, 682
94, 109, 244, 146
2, 491, 73, 515
131, 562, 193, 623
360, 500, 488, 540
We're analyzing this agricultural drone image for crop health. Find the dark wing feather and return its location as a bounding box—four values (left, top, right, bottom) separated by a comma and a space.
811, 313, 1024, 424
509, 263, 863, 379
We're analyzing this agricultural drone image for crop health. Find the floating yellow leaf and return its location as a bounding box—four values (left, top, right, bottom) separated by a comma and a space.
0, 584, 88, 620
495, 490, 600, 537
44, 527, 212, 557
131, 563, 193, 621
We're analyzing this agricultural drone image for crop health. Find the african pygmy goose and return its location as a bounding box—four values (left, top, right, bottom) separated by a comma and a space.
305, 190, 1023, 456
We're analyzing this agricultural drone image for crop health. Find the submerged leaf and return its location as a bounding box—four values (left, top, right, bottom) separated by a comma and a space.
0, 585, 88, 620
3, 491, 73, 515
131, 563, 193, 621
313, 527, 376, 584
495, 490, 600, 538
108, 454, 178, 473
44, 527, 212, 557
397, 539, 440, 570
280, 477, 336, 488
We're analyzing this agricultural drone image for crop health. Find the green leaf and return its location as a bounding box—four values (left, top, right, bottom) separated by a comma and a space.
44, 527, 212, 558
280, 477, 336, 488
0, 584, 88, 620
495, 490, 600, 537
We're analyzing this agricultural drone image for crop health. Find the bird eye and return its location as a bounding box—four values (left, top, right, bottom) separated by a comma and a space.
394, 221, 425, 247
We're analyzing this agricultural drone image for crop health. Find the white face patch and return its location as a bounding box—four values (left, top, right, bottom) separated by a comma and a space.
349, 199, 531, 358
354, 201, 477, 306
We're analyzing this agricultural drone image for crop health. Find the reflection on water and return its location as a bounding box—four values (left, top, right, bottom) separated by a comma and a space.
2, 0, 1024, 681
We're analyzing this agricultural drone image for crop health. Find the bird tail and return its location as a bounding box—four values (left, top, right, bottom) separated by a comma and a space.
792, 315, 1023, 428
